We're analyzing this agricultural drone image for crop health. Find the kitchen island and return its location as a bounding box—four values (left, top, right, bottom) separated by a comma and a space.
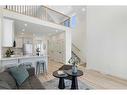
0, 55, 48, 73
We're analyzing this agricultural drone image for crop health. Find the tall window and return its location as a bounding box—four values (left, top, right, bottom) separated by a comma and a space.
70, 15, 76, 28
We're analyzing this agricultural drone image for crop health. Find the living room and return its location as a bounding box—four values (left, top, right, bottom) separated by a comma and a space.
0, 0, 127, 95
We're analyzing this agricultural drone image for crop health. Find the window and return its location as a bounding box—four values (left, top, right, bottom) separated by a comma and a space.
70, 15, 76, 28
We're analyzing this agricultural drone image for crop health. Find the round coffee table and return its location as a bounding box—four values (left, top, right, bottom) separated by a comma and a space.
65, 69, 83, 89
53, 70, 68, 89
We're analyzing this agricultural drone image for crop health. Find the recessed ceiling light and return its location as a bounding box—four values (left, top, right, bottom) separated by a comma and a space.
82, 8, 86, 12
22, 29, 25, 32
24, 23, 27, 27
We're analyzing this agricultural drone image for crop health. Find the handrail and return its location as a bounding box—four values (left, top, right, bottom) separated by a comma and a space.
72, 43, 80, 52
41, 6, 70, 19
4, 5, 70, 27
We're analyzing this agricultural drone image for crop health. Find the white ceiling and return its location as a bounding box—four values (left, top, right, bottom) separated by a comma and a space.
8, 6, 86, 37
14, 19, 64, 37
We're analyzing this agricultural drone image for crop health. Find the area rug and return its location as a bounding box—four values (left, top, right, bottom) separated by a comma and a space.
42, 78, 93, 90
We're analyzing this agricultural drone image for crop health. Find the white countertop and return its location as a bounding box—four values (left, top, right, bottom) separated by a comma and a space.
0, 55, 47, 61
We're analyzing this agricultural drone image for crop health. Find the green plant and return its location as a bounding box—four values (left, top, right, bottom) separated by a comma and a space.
68, 57, 79, 66
5, 48, 14, 57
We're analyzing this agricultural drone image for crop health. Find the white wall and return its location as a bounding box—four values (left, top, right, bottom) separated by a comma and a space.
0, 18, 2, 58
86, 6, 127, 79
65, 29, 72, 64
0, 12, 3, 59
72, 9, 86, 62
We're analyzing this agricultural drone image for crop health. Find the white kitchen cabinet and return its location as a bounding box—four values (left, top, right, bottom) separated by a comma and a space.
2, 19, 14, 47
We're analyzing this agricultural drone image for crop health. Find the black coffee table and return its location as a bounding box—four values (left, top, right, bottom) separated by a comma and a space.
53, 70, 68, 89
65, 69, 83, 89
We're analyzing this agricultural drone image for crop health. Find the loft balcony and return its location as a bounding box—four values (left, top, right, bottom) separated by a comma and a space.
4, 5, 70, 27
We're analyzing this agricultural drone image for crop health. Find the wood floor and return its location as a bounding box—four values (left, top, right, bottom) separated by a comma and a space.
38, 60, 127, 89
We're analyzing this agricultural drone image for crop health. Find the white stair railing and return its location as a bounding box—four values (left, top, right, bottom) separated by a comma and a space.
4, 5, 70, 27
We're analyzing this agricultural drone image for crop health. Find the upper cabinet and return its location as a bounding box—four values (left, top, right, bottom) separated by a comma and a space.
2, 19, 14, 47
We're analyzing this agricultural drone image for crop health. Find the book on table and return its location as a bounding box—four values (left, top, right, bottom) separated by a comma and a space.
57, 70, 65, 75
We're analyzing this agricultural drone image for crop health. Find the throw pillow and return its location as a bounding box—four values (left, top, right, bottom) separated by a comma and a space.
9, 65, 29, 86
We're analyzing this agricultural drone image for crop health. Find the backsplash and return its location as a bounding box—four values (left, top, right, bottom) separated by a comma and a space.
2, 47, 23, 58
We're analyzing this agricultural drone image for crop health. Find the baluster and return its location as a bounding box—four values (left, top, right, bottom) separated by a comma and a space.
44, 7, 46, 20
22, 5, 24, 14
25, 5, 27, 15
21, 6, 23, 14
15, 5, 17, 12
10, 5, 12, 10
13, 5, 14, 11
34, 6, 36, 17
33, 6, 35, 17
18, 6, 20, 13
24, 5, 25, 14
19, 5, 21, 14
26, 6, 27, 15
11, 5, 12, 10
35, 6, 37, 17
29, 6, 30, 16
45, 7, 47, 20
8, 5, 10, 10
42, 6, 45, 20
23, 5, 25, 14
42, 7, 45, 20
31, 5, 33, 16
25, 6, 26, 15
12, 6, 13, 11
32, 6, 34, 17
5, 5, 7, 9
14, 5, 16, 11
29, 6, 31, 16
7, 5, 9, 9
27, 6, 29, 16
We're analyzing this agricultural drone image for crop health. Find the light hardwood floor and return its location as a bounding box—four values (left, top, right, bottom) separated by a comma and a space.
38, 60, 127, 89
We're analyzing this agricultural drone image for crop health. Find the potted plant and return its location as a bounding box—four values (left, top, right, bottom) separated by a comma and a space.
68, 57, 79, 73
5, 48, 14, 57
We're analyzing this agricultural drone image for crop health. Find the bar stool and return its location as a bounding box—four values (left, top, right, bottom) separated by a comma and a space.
36, 60, 46, 75
22, 62, 32, 68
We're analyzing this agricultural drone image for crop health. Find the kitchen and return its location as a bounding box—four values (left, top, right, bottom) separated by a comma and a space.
0, 18, 51, 72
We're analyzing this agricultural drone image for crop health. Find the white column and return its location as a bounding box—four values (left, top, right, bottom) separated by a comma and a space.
65, 29, 72, 64
0, 8, 3, 59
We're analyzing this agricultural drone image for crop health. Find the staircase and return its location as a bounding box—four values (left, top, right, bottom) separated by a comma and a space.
4, 5, 70, 27
72, 43, 86, 66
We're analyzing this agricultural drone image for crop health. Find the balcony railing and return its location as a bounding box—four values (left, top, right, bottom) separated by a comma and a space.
4, 5, 70, 27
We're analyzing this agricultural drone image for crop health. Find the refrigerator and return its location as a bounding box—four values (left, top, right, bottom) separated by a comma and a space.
23, 43, 33, 56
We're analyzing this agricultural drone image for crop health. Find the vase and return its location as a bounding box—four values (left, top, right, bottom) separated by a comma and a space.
72, 64, 77, 73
